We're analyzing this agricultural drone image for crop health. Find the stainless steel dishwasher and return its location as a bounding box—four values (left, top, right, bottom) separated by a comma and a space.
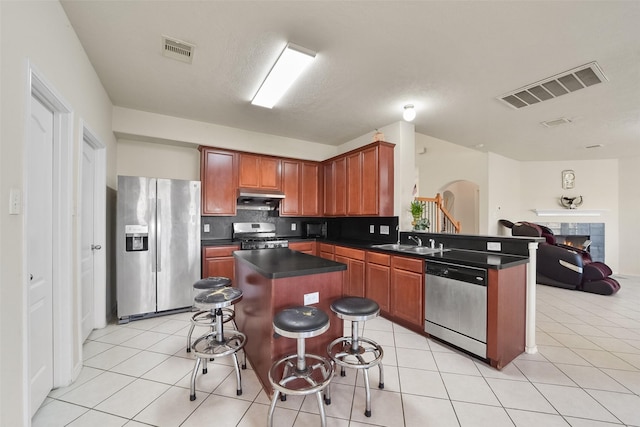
425, 260, 487, 358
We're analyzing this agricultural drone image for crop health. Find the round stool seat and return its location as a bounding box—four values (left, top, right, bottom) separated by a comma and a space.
193, 276, 231, 290
194, 287, 242, 310
273, 306, 329, 339
331, 297, 380, 322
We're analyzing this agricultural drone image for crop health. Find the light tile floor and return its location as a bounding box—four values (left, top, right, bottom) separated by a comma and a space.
34, 276, 640, 426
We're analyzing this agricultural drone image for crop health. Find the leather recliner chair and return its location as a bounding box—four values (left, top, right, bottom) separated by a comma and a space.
501, 220, 620, 296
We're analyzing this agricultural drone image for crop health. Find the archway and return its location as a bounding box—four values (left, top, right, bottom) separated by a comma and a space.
439, 180, 479, 234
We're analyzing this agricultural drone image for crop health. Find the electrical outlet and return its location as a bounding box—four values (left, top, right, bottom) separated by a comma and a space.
487, 242, 501, 251
370, 225, 375, 233
9, 188, 21, 215
380, 225, 390, 235
303, 292, 319, 305
203, 224, 210, 233
291, 223, 297, 231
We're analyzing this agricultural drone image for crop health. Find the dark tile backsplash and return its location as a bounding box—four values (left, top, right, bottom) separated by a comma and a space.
201, 210, 398, 244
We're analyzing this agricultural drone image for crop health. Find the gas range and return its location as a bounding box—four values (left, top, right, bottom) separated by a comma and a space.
232, 222, 289, 250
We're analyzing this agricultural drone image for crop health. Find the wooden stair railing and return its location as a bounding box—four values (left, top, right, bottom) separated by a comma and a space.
414, 194, 461, 233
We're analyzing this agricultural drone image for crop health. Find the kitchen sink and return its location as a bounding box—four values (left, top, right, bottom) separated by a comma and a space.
371, 244, 415, 251
371, 244, 447, 255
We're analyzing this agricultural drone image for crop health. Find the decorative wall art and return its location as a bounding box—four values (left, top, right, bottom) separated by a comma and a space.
562, 170, 575, 189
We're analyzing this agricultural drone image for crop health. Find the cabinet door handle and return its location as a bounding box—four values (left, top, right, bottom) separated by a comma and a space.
91, 244, 102, 251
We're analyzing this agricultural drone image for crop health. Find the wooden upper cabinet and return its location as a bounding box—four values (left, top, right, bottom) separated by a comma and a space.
200, 147, 237, 216
301, 162, 321, 216
323, 162, 334, 216
280, 160, 300, 216
346, 152, 362, 215
361, 146, 379, 215
323, 156, 347, 216
238, 153, 281, 190
323, 141, 394, 217
281, 160, 321, 217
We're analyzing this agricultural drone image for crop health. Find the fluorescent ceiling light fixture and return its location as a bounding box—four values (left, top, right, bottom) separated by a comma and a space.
251, 43, 316, 109
403, 104, 416, 121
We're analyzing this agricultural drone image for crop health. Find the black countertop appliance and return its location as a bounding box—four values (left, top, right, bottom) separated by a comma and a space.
302, 221, 326, 238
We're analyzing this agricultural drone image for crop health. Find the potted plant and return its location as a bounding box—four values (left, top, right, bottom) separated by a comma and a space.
410, 200, 430, 231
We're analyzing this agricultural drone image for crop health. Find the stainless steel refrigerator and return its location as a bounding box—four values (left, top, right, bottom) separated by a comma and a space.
116, 176, 201, 322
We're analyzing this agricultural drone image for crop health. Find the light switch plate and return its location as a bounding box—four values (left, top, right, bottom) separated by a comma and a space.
304, 292, 319, 305
487, 242, 501, 251
370, 225, 375, 233
380, 225, 390, 235
203, 224, 210, 233
291, 223, 297, 231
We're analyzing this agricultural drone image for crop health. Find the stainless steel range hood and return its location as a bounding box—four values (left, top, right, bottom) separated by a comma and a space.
237, 188, 285, 211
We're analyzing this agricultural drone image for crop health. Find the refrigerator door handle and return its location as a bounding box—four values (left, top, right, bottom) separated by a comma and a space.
156, 198, 162, 272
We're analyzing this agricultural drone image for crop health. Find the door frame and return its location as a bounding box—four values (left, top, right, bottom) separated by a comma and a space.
77, 122, 107, 337
23, 63, 75, 421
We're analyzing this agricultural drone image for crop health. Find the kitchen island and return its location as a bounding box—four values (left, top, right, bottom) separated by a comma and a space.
233, 248, 346, 396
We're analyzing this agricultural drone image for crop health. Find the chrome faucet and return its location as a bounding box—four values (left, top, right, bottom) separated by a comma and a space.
408, 235, 423, 246
428, 239, 436, 249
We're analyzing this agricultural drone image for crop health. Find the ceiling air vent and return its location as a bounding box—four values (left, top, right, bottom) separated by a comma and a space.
498, 62, 607, 109
541, 117, 572, 128
162, 36, 194, 64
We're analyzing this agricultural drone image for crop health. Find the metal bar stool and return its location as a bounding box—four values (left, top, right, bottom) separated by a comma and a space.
326, 297, 384, 417
189, 286, 247, 401
268, 306, 334, 427
186, 277, 237, 353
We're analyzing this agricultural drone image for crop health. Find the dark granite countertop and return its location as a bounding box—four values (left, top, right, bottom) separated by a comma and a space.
201, 238, 237, 247
421, 249, 528, 269
233, 248, 347, 279
204, 237, 529, 270
316, 239, 529, 270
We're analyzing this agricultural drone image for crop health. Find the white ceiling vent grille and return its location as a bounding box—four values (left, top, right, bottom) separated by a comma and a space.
162, 36, 194, 64
498, 62, 607, 109
541, 117, 572, 128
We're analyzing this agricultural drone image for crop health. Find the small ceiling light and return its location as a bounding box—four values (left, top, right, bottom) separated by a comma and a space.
403, 104, 416, 121
251, 43, 316, 109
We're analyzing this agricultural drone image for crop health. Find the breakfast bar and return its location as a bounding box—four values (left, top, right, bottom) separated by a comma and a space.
233, 248, 346, 395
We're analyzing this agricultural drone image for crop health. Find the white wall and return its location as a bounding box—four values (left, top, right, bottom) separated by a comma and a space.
517, 159, 619, 272
487, 152, 523, 235
415, 133, 489, 233
619, 156, 640, 275
443, 181, 479, 234
0, 2, 116, 424
117, 139, 200, 181
113, 107, 338, 161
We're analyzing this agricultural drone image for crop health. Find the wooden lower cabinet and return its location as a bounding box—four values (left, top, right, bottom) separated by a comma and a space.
318, 243, 335, 261
288, 241, 316, 255
202, 245, 239, 282
334, 246, 365, 297
365, 252, 391, 314
390, 255, 424, 329
487, 265, 526, 369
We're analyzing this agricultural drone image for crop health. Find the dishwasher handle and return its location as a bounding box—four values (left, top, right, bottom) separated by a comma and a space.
426, 263, 487, 285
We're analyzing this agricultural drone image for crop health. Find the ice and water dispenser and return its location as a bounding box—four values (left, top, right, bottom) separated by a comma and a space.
125, 224, 149, 251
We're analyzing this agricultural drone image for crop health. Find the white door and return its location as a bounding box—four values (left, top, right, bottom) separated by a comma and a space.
80, 141, 97, 341
27, 95, 54, 416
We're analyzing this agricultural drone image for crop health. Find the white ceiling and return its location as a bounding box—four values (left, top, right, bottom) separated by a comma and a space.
60, 1, 640, 161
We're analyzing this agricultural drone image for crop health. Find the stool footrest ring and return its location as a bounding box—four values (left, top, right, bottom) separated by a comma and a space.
327, 336, 384, 369
268, 354, 333, 396
192, 331, 246, 359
